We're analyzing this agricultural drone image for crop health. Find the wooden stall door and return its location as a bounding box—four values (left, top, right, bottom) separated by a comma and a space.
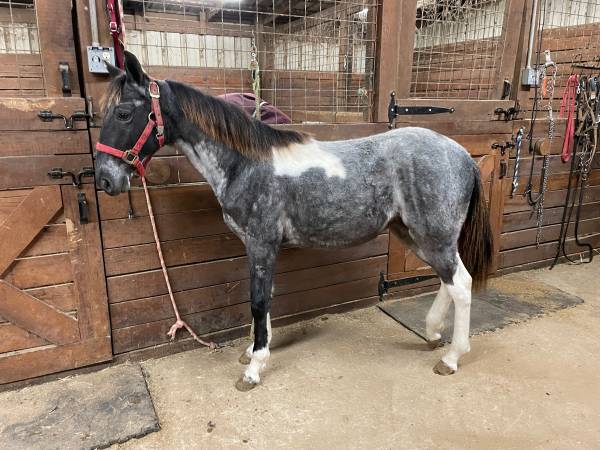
0, 0, 111, 384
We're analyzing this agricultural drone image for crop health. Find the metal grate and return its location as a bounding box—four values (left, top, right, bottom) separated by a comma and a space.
0, 0, 44, 97
122, 0, 378, 123
410, 0, 506, 99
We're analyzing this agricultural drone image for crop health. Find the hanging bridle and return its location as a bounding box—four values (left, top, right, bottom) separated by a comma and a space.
95, 80, 165, 177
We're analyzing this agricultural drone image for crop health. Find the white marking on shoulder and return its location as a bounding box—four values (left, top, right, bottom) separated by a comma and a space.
176, 139, 227, 196
272, 140, 346, 179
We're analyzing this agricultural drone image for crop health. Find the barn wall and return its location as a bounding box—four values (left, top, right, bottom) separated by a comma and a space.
499, 21, 600, 273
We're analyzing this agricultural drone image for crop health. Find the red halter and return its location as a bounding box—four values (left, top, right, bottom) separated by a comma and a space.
95, 80, 165, 177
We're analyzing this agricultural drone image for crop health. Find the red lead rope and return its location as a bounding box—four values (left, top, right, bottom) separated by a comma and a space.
559, 74, 579, 163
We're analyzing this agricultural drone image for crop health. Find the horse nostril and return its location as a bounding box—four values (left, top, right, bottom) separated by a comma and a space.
101, 178, 112, 191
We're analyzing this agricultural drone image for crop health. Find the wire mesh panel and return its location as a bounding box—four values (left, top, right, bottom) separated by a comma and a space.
0, 0, 44, 97
544, 0, 600, 28
410, 0, 506, 99
122, 0, 378, 123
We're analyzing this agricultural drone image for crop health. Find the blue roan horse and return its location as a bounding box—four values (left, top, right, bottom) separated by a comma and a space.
96, 52, 493, 391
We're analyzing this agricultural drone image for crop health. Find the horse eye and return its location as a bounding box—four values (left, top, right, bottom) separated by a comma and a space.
117, 111, 131, 121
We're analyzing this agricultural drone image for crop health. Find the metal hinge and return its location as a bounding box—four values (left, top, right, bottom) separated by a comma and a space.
388, 91, 455, 129
378, 272, 439, 300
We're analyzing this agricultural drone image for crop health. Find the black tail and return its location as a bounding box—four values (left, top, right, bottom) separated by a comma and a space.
458, 167, 494, 290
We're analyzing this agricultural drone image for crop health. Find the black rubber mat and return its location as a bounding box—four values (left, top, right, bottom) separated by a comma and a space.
379, 275, 584, 343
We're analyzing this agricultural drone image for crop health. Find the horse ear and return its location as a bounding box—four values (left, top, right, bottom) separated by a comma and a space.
124, 50, 148, 86
105, 61, 123, 79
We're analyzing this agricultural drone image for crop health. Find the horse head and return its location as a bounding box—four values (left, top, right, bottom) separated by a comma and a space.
95, 51, 167, 195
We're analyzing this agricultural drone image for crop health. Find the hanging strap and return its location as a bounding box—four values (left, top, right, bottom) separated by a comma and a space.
106, 0, 125, 69
560, 74, 579, 163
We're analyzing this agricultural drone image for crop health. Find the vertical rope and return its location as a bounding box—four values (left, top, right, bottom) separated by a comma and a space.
141, 176, 216, 350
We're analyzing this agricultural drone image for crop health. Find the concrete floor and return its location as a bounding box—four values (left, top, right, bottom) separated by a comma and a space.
111, 260, 600, 450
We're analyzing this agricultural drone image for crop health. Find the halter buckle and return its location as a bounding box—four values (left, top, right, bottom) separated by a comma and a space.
121, 150, 139, 165
149, 81, 160, 98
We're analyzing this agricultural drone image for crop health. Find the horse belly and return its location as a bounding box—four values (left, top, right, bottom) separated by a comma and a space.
282, 198, 390, 248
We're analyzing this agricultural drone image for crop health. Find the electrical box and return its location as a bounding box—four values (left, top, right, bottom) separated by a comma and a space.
87, 46, 115, 74
521, 67, 541, 87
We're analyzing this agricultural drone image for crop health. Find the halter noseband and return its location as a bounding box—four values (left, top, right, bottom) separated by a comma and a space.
95, 80, 165, 177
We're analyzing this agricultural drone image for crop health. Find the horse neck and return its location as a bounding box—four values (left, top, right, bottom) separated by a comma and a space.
173, 127, 249, 200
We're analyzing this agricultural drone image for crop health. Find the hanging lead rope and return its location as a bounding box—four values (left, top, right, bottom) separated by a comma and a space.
142, 165, 217, 349
249, 33, 261, 119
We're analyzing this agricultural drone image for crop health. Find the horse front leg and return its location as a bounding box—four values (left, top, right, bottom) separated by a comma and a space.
235, 244, 276, 391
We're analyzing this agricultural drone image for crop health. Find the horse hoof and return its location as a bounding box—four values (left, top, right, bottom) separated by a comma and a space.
235, 377, 258, 392
427, 339, 442, 350
433, 360, 456, 376
239, 352, 251, 365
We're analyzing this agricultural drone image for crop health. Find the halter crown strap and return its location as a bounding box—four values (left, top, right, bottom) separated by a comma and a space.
95, 80, 165, 177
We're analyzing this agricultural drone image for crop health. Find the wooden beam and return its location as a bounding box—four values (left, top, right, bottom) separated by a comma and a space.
375, 0, 417, 121
62, 185, 111, 340
395, 0, 418, 99
0, 186, 62, 277
494, 0, 528, 99
0, 281, 80, 346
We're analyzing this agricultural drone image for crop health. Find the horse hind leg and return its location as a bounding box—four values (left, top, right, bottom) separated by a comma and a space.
390, 221, 452, 350
425, 284, 452, 349
431, 253, 472, 376
408, 242, 472, 375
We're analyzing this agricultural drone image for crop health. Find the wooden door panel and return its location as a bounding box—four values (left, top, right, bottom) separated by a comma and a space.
0, 180, 111, 385
0, 1, 112, 384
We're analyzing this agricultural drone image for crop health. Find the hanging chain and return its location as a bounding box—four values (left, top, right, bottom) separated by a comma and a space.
536, 155, 550, 247
249, 32, 261, 119
510, 127, 524, 198
532, 50, 557, 247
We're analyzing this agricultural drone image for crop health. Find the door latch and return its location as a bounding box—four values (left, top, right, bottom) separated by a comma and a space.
499, 160, 508, 179
388, 91, 455, 129
38, 110, 90, 129
494, 101, 520, 121
48, 167, 95, 187
77, 192, 89, 224
59, 61, 71, 96
491, 141, 515, 156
